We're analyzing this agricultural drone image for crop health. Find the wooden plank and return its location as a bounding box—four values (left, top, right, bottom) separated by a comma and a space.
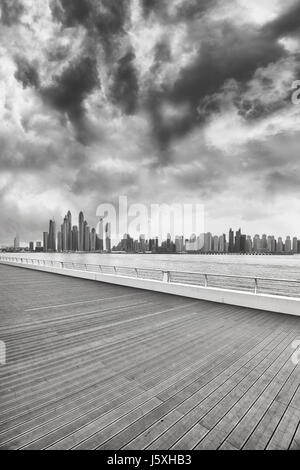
1, 264, 300, 450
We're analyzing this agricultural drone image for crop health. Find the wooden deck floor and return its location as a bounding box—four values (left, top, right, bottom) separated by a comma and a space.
0, 264, 300, 450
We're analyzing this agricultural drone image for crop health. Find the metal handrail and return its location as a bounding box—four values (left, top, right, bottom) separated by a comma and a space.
1, 256, 300, 296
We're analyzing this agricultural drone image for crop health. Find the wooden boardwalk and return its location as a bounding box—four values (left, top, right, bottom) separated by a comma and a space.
0, 264, 300, 450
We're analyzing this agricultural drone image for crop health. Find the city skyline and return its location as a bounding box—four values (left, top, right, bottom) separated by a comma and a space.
3, 209, 300, 255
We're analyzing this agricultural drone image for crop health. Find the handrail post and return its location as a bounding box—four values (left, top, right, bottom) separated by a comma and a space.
114, 266, 117, 274
163, 271, 170, 282
135, 268, 138, 278
204, 274, 208, 288
99, 265, 102, 273
254, 278, 258, 294
61, 262, 64, 269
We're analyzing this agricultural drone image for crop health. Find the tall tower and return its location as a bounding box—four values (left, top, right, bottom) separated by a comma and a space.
228, 229, 234, 253
14, 234, 20, 251
62, 216, 68, 251
48, 219, 56, 252
79, 212, 84, 251
67, 211, 72, 251
105, 222, 111, 252
84, 222, 90, 252
43, 232, 49, 252
235, 228, 241, 253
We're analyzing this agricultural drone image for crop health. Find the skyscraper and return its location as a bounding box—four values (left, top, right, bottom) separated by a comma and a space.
204, 232, 212, 253
235, 229, 241, 253
105, 222, 111, 252
84, 222, 90, 252
246, 236, 252, 253
72, 226, 79, 252
14, 234, 20, 251
229, 229, 234, 253
67, 211, 72, 251
293, 237, 298, 253
285, 236, 292, 253
90, 228, 96, 252
43, 232, 48, 252
277, 237, 283, 253
57, 231, 62, 252
48, 219, 56, 252
61, 216, 68, 251
79, 211, 84, 252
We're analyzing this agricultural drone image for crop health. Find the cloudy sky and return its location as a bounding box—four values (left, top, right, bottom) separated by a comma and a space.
0, 0, 300, 244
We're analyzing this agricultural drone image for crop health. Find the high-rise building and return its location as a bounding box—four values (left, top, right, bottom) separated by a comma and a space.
213, 236, 219, 253
105, 223, 111, 252
57, 232, 62, 252
90, 228, 96, 252
253, 235, 261, 252
84, 222, 90, 251
293, 237, 298, 253
35, 241, 43, 252
175, 236, 184, 253
140, 234, 146, 253
240, 234, 246, 253
204, 232, 212, 253
14, 234, 20, 251
285, 236, 292, 253
61, 216, 68, 251
29, 241, 34, 251
218, 235, 226, 253
246, 236, 252, 253
48, 219, 56, 252
72, 226, 79, 252
229, 229, 234, 253
79, 211, 84, 251
43, 232, 49, 252
267, 235, 276, 253
66, 211, 72, 251
261, 234, 268, 252
235, 229, 241, 253
277, 237, 283, 253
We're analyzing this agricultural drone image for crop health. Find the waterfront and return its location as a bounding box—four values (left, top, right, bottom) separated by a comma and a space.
8, 253, 300, 281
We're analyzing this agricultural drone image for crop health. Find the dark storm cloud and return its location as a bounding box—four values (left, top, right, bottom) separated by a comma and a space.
265, 1, 300, 38
266, 170, 300, 194
0, 0, 24, 26
170, 26, 285, 111
51, 0, 130, 57
154, 41, 172, 64
14, 57, 40, 89
50, 0, 91, 26
41, 55, 100, 127
236, 96, 289, 121
110, 52, 139, 115
141, 0, 217, 21
148, 23, 287, 149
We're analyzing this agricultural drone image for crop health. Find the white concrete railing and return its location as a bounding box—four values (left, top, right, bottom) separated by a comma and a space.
1, 255, 300, 299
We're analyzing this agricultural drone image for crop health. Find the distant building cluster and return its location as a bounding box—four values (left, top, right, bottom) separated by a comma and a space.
42, 211, 111, 253
113, 229, 300, 255
2, 221, 300, 255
